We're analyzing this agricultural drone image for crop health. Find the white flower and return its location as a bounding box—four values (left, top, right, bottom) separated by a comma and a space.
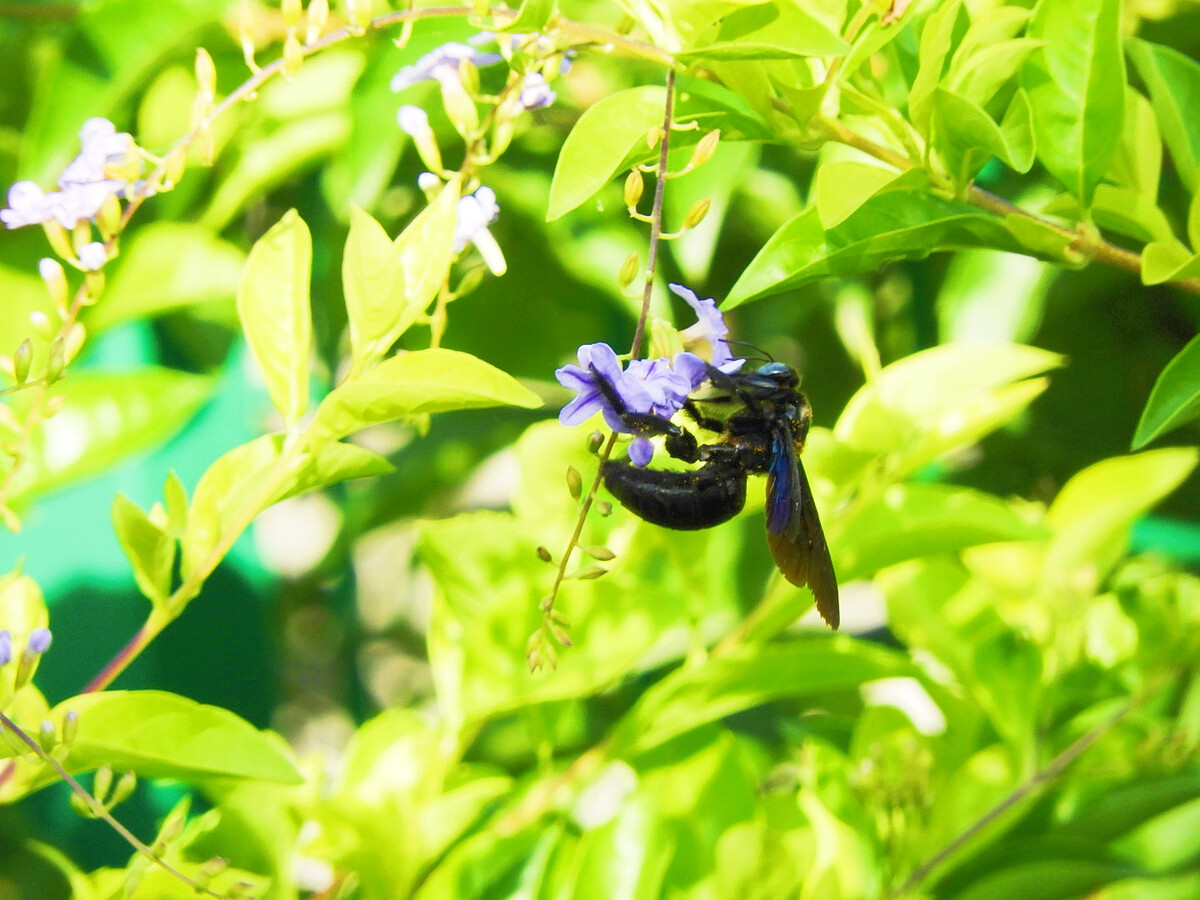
517, 72, 556, 111
454, 186, 505, 275
390, 42, 502, 92
78, 242, 108, 271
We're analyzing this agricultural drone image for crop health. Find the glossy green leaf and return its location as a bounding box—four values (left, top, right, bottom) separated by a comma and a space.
610, 640, 912, 756
502, 0, 557, 31
834, 343, 1062, 462
1022, 0, 1125, 207
832, 484, 1047, 582
726, 177, 1035, 306
164, 470, 188, 537
1045, 448, 1199, 587
343, 205, 407, 368
281, 441, 394, 501
547, 81, 768, 221
237, 209, 313, 427
180, 435, 283, 580
111, 493, 175, 608
1132, 333, 1200, 448
813, 160, 901, 228
391, 176, 461, 344
908, 0, 968, 136
313, 348, 541, 440
413, 825, 550, 900
1141, 239, 1200, 285
1113, 794, 1200, 872
8, 369, 214, 504
85, 224, 245, 334
677, 2, 848, 61
1107, 87, 1163, 197
3, 691, 303, 784
1088, 184, 1175, 244
1126, 38, 1200, 193
950, 38, 1043, 112
932, 88, 1035, 184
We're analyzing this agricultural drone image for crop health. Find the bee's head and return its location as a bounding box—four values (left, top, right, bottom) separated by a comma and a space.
756, 361, 799, 388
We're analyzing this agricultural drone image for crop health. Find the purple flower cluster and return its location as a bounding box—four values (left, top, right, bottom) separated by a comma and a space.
1, 119, 139, 231
555, 284, 742, 466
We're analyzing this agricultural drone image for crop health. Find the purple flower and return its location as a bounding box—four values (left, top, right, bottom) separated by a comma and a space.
455, 186, 505, 275
0, 629, 11, 667
390, 42, 503, 92
27, 627, 52, 654
58, 118, 135, 189
397, 105, 432, 138
556, 343, 701, 466
670, 283, 743, 372
518, 73, 556, 111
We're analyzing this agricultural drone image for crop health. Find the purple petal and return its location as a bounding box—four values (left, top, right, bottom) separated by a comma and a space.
629, 437, 654, 467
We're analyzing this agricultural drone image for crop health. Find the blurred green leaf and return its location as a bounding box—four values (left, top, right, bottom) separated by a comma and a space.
343, 205, 406, 367
1132, 333, 1200, 448
1108, 87, 1163, 197
2, 691, 303, 785
909, 0, 969, 136
1045, 448, 1199, 589
1112, 794, 1200, 872
85, 224, 245, 334
945, 859, 1140, 900
413, 824, 552, 900
937, 249, 1054, 344
833, 484, 1047, 582
1022, 0, 1124, 207
237, 209, 313, 427
1060, 774, 1200, 842
8, 369, 214, 505
1141, 239, 1200, 285
610, 640, 912, 756
314, 348, 541, 440
391, 175, 461, 344
111, 493, 174, 608
834, 343, 1062, 468
1127, 38, 1200, 194
677, 2, 847, 61
726, 179, 1033, 306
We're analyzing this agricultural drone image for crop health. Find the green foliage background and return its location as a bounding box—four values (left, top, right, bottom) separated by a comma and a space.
1, 1, 1199, 899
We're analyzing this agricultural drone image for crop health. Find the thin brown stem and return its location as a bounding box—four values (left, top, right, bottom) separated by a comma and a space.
0, 710, 231, 899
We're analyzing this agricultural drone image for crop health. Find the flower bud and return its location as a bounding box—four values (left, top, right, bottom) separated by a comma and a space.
566, 465, 582, 499
683, 197, 711, 230
690, 129, 720, 169
536, 545, 554, 563
549, 621, 573, 647
43, 221, 74, 261
94, 193, 122, 238
238, 0, 260, 72
62, 709, 79, 745
110, 771, 137, 806
584, 545, 616, 561
0, 630, 11, 667
438, 73, 480, 138
29, 310, 54, 339
78, 242, 106, 272
283, 31, 303, 78
39, 258, 68, 313
619, 252, 640, 288
346, 0, 372, 33
93, 764, 113, 802
587, 431, 604, 453
398, 106, 444, 173
576, 566, 607, 580
623, 170, 643, 208
163, 146, 187, 187
195, 47, 217, 100
417, 171, 441, 197
13, 338, 32, 384
64, 322, 87, 365
45, 338, 66, 384
39, 720, 57, 752
306, 0, 329, 44
597, 501, 612, 516
281, 0, 302, 30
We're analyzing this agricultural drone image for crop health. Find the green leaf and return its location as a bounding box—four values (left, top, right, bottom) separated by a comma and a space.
111, 493, 175, 608
676, 2, 848, 61
831, 484, 1047, 582
1132, 333, 1200, 448
834, 343, 1063, 466
1141, 239, 1200, 285
548, 86, 662, 221
501, 0, 557, 31
1107, 87, 1163, 197
8, 369, 214, 504
163, 470, 188, 537
1089, 184, 1175, 244
1045, 448, 1199, 588
281, 441, 394, 500
813, 160, 901, 228
84, 224, 245, 334
1022, 0, 1125, 207
180, 435, 283, 580
313, 348, 541, 440
944, 10, 1039, 108
726, 180, 1030, 306
343, 206, 407, 368
1126, 37, 1200, 193
547, 81, 769, 221
391, 175, 461, 343
237, 209, 313, 427
609, 640, 912, 756
908, 0, 968, 136
5, 691, 303, 784
932, 88, 1035, 183
946, 859, 1138, 900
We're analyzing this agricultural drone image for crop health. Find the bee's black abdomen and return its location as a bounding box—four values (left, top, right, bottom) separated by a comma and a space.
601, 460, 746, 530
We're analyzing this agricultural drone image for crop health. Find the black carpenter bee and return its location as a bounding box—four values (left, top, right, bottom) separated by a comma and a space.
595, 360, 840, 629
